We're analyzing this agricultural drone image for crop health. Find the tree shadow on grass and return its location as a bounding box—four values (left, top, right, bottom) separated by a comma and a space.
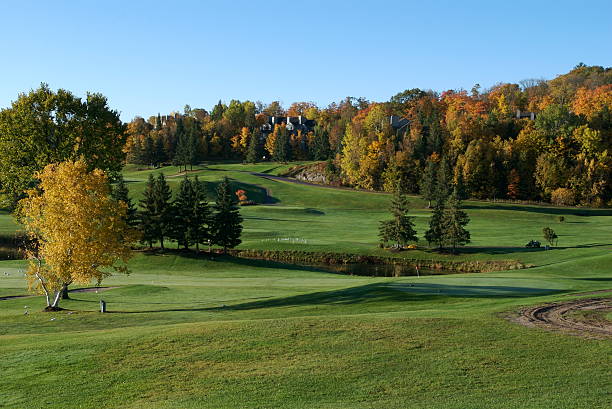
115, 282, 565, 314
446, 243, 611, 256
464, 204, 612, 217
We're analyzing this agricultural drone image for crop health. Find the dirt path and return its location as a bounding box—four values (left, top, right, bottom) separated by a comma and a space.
511, 296, 612, 339
0, 286, 120, 301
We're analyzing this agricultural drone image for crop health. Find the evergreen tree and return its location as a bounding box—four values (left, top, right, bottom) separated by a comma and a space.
139, 174, 158, 248
171, 176, 196, 249
312, 125, 330, 160
173, 118, 189, 171
455, 170, 468, 200
245, 128, 262, 163
213, 177, 243, 252
441, 186, 471, 253
143, 135, 155, 167
139, 173, 173, 250
193, 176, 213, 251
420, 157, 438, 208
187, 122, 200, 170
154, 136, 167, 166
153, 173, 173, 250
435, 156, 452, 201
111, 175, 138, 227
424, 181, 447, 249
272, 125, 291, 162
378, 189, 418, 247
155, 113, 162, 130
128, 137, 144, 165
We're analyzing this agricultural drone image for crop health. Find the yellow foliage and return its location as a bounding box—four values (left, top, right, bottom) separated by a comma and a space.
18, 160, 138, 306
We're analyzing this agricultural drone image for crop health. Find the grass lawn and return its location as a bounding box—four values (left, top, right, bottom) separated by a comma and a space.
0, 162, 610, 408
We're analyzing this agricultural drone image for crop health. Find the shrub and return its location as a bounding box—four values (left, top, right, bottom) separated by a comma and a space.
551, 188, 575, 206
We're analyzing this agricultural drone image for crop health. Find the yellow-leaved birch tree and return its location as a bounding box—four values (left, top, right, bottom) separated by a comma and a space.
18, 160, 138, 311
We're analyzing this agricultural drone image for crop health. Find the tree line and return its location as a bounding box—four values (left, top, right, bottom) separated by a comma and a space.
121, 64, 611, 207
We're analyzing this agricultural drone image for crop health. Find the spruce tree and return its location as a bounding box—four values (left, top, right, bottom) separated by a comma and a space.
213, 177, 243, 253
139, 174, 158, 248
272, 125, 291, 162
154, 173, 173, 250
312, 125, 330, 160
435, 156, 452, 201
193, 176, 213, 251
111, 175, 138, 227
171, 176, 196, 249
173, 118, 189, 171
378, 189, 418, 247
245, 128, 262, 163
143, 135, 155, 167
424, 179, 447, 250
128, 137, 144, 165
420, 158, 438, 208
155, 113, 162, 130
154, 137, 167, 166
187, 123, 199, 170
441, 186, 471, 253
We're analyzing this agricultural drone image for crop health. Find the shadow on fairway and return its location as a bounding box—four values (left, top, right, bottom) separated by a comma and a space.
453, 243, 611, 255
117, 281, 563, 314
464, 203, 612, 217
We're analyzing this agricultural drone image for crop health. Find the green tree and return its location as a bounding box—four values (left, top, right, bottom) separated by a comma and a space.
441, 187, 471, 253
172, 177, 196, 249
138, 173, 173, 250
213, 177, 243, 252
193, 176, 213, 251
378, 189, 418, 247
311, 125, 330, 160
424, 200, 445, 249
246, 128, 262, 163
0, 84, 126, 207
542, 227, 558, 246
273, 125, 291, 162
111, 175, 138, 227
420, 157, 438, 208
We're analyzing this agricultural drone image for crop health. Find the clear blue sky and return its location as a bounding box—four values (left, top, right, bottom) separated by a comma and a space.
1, 0, 610, 121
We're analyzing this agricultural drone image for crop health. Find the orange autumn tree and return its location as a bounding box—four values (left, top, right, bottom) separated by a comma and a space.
235, 189, 248, 203
18, 160, 138, 311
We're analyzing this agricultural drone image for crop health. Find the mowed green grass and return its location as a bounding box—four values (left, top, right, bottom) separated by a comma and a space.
0, 162, 611, 409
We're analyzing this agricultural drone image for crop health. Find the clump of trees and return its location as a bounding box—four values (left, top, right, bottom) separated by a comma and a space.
137, 174, 243, 253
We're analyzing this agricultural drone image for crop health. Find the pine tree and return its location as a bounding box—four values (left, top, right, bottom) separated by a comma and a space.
154, 136, 167, 166
455, 170, 468, 200
420, 157, 438, 208
213, 177, 243, 253
154, 173, 173, 250
143, 135, 155, 167
245, 128, 262, 163
155, 113, 162, 130
173, 118, 189, 171
171, 177, 197, 249
187, 123, 200, 170
378, 189, 418, 247
312, 125, 330, 160
441, 186, 471, 253
272, 125, 291, 162
111, 175, 138, 227
435, 156, 452, 201
193, 176, 212, 251
139, 174, 158, 248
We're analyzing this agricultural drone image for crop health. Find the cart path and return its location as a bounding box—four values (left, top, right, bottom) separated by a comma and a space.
510, 296, 612, 339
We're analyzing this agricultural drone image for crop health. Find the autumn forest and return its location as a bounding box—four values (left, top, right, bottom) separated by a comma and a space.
124, 64, 612, 207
